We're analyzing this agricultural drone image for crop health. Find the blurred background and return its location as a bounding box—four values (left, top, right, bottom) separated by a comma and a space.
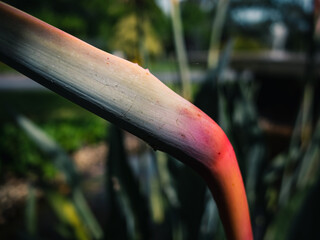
0, 0, 319, 239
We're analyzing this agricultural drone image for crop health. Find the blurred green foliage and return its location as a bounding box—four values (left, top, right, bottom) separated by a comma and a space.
111, 13, 163, 60
5, 0, 170, 59
0, 121, 57, 179
0, 91, 108, 178
1, 99, 105, 239
233, 36, 267, 51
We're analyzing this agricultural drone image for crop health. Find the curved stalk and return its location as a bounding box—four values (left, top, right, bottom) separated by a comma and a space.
0, 2, 252, 239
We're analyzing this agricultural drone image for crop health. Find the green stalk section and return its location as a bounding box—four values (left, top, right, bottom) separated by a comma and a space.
47, 191, 91, 240
106, 126, 151, 240
207, 0, 229, 69
170, 0, 192, 100
297, 118, 320, 188
25, 184, 37, 237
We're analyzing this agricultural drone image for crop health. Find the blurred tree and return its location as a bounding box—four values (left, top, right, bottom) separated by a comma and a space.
5, 0, 170, 54
108, 0, 169, 64
110, 13, 163, 62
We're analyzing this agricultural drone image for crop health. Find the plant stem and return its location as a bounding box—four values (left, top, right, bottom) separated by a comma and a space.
170, 0, 192, 100
207, 0, 229, 70
0, 3, 252, 239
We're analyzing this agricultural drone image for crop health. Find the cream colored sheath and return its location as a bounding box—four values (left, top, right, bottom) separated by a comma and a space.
0, 2, 252, 240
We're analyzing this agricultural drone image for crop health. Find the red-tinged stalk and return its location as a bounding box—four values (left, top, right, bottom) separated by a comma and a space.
0, 2, 252, 239
169, 106, 252, 240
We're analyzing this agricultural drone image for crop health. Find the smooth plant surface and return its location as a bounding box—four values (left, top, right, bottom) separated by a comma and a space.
0, 2, 252, 240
